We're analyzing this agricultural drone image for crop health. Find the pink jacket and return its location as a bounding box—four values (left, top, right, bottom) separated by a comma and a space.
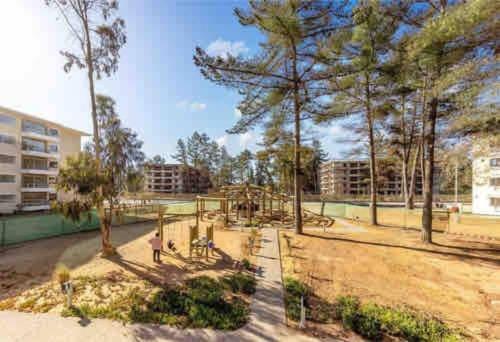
149, 237, 162, 250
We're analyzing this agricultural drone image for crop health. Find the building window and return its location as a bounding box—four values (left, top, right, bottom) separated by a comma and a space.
22, 157, 47, 170
0, 134, 15, 145
490, 178, 500, 187
22, 138, 46, 152
490, 198, 500, 207
0, 194, 15, 203
0, 154, 15, 164
48, 144, 58, 153
490, 158, 500, 167
49, 160, 58, 169
48, 128, 59, 137
22, 120, 46, 135
0, 175, 16, 183
0, 114, 16, 126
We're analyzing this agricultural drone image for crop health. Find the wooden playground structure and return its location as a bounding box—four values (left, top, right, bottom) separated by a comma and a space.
195, 184, 334, 229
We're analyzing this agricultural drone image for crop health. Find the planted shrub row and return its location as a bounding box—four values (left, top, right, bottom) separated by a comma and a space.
284, 277, 461, 341
63, 273, 255, 330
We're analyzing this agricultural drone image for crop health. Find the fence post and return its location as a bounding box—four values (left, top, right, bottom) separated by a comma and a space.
1, 219, 6, 247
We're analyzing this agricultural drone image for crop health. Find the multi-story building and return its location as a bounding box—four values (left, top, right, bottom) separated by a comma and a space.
0, 106, 87, 213
320, 159, 438, 197
143, 163, 210, 194
472, 140, 500, 215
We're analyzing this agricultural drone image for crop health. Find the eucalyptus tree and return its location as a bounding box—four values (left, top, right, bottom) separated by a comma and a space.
56, 95, 144, 252
405, 0, 498, 242
194, 0, 348, 233
46, 0, 126, 254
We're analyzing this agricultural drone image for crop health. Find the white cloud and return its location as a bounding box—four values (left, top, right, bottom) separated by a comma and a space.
329, 124, 343, 136
234, 108, 242, 117
207, 38, 249, 59
239, 132, 253, 148
176, 100, 207, 112
216, 135, 228, 147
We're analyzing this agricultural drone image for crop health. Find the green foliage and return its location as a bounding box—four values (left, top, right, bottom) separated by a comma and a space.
283, 278, 460, 341
61, 276, 252, 330
283, 277, 309, 321
185, 276, 224, 306
241, 258, 251, 270
220, 273, 256, 295
334, 296, 461, 341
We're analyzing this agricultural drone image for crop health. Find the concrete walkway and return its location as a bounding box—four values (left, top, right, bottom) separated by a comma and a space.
0, 228, 319, 341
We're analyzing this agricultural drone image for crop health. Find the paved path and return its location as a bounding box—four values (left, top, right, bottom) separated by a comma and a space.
0, 228, 319, 341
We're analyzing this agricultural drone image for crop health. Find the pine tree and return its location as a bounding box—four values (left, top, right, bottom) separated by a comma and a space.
194, 1, 349, 234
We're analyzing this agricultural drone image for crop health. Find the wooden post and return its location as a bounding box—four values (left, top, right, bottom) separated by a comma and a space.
262, 193, 266, 217
247, 197, 251, 225
281, 198, 284, 224
236, 199, 240, 220
196, 198, 199, 228
159, 206, 165, 251
224, 199, 229, 227
270, 197, 273, 217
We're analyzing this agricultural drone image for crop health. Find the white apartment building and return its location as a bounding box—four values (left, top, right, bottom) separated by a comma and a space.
472, 140, 500, 215
0, 106, 87, 213
320, 159, 438, 197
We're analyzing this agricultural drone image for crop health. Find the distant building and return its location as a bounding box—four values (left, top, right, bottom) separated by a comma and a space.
0, 106, 88, 213
472, 141, 500, 215
319, 159, 439, 197
143, 163, 210, 194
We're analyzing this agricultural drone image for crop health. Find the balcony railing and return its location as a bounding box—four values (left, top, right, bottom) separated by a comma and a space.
22, 144, 59, 155
22, 200, 50, 206
22, 183, 50, 188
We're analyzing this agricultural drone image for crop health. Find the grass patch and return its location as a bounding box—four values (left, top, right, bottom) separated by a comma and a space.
284, 277, 461, 341
62, 275, 251, 330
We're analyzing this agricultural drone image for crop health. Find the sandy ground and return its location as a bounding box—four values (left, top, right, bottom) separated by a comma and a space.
280, 220, 500, 341
0, 218, 250, 302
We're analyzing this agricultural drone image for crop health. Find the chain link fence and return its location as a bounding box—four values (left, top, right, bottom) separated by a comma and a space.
0, 202, 200, 247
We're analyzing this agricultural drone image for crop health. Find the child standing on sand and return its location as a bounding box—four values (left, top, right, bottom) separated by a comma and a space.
149, 233, 163, 262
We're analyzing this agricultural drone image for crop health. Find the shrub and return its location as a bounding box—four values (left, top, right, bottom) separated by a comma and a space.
53, 263, 71, 285
241, 258, 251, 270
334, 295, 360, 329
221, 273, 256, 295
186, 276, 224, 306
148, 288, 188, 315
283, 277, 309, 321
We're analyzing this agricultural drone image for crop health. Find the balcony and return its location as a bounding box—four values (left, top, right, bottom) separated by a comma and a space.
21, 200, 51, 211
21, 121, 59, 142
21, 144, 60, 159
21, 182, 56, 193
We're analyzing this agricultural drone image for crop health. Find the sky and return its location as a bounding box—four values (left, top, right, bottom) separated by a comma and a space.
0, 1, 346, 162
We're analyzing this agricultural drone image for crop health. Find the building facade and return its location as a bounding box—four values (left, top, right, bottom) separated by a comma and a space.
0, 106, 87, 213
320, 159, 438, 197
472, 141, 500, 215
143, 163, 210, 194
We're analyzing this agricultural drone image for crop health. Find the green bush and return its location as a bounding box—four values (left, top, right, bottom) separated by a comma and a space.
282, 278, 461, 341
186, 276, 224, 306
241, 258, 251, 270
221, 273, 256, 295
61, 276, 251, 330
283, 277, 309, 321
334, 296, 461, 341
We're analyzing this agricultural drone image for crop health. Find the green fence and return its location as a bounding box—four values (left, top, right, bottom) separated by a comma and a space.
0, 202, 200, 247
302, 201, 450, 231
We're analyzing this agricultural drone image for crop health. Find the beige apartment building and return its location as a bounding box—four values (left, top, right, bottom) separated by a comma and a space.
143, 163, 210, 194
320, 159, 429, 196
0, 106, 87, 213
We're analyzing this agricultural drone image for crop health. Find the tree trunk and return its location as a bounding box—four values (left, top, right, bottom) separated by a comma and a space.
365, 74, 378, 226
421, 97, 438, 243
292, 49, 303, 235
83, 12, 113, 254
407, 141, 420, 210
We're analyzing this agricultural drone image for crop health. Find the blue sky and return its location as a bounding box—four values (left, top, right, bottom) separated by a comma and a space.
0, 1, 345, 161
